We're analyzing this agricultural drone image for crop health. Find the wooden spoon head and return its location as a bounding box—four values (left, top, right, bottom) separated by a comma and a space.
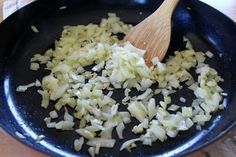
124, 15, 171, 66
124, 0, 180, 66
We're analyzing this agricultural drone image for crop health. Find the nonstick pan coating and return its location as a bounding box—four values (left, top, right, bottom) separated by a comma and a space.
0, 0, 236, 156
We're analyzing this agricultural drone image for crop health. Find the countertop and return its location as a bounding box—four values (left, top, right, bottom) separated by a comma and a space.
0, 0, 236, 157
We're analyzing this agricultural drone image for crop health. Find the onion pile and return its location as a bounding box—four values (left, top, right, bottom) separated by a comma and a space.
17, 13, 225, 156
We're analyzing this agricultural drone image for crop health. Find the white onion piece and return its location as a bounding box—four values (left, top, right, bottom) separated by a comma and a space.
168, 104, 180, 111
64, 109, 74, 122
47, 122, 56, 128
31, 25, 39, 33
206, 51, 214, 58
49, 110, 58, 119
147, 98, 156, 120
100, 127, 113, 139
116, 122, 125, 139
76, 129, 95, 140
50, 84, 69, 101
15, 131, 26, 139
120, 138, 140, 151
179, 97, 186, 103
87, 138, 116, 148
74, 137, 84, 151
137, 88, 152, 100
36, 135, 45, 142
16, 82, 35, 92
128, 101, 147, 122
55, 121, 74, 130
88, 147, 95, 157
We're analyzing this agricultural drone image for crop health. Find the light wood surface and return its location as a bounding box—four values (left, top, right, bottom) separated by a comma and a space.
0, 0, 236, 157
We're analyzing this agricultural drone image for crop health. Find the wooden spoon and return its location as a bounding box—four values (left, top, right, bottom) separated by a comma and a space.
124, 0, 180, 66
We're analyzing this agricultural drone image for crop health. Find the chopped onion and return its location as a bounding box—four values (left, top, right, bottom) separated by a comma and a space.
87, 138, 116, 148
179, 97, 186, 103
36, 135, 45, 142
137, 88, 152, 100
132, 123, 144, 134
182, 107, 192, 117
18, 13, 225, 156
168, 104, 180, 111
55, 121, 74, 130
221, 92, 228, 96
47, 122, 56, 128
30, 62, 40, 71
147, 98, 156, 120
35, 79, 41, 87
116, 122, 125, 139
64, 109, 74, 122
50, 84, 69, 101
76, 129, 95, 140
16, 82, 35, 92
128, 101, 147, 122
206, 51, 214, 58
74, 137, 84, 151
120, 138, 140, 151
31, 25, 39, 33
59, 6, 67, 10
49, 110, 58, 119
15, 131, 26, 139
88, 147, 95, 157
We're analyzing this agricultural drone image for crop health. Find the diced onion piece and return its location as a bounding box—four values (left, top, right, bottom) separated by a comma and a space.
40, 90, 50, 108
124, 41, 146, 56
35, 80, 41, 87
49, 110, 58, 119
15, 131, 26, 139
44, 117, 51, 124
120, 138, 140, 151
149, 121, 167, 142
50, 84, 69, 101
100, 127, 113, 139
64, 109, 74, 122
140, 78, 153, 90
47, 122, 56, 128
30, 62, 40, 71
182, 107, 192, 117
193, 114, 211, 123
166, 129, 178, 138
88, 147, 95, 157
76, 129, 95, 140
74, 137, 84, 151
132, 123, 144, 134
179, 97, 186, 103
116, 122, 125, 139
206, 51, 214, 58
137, 88, 152, 100
36, 135, 45, 142
168, 104, 180, 111
31, 25, 39, 33
92, 61, 105, 72
59, 6, 67, 10
55, 121, 74, 130
16, 82, 35, 92
127, 101, 147, 122
147, 98, 156, 120
164, 96, 171, 105
221, 92, 228, 96
87, 138, 116, 148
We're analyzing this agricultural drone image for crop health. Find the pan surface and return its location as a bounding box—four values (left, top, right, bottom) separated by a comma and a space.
0, 0, 236, 156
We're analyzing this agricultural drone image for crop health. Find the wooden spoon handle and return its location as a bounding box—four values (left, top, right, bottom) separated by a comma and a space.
154, 0, 180, 16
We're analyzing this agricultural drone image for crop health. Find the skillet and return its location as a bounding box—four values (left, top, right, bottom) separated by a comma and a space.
0, 0, 236, 156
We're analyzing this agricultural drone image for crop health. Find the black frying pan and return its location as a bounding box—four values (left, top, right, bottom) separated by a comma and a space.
0, 0, 236, 156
